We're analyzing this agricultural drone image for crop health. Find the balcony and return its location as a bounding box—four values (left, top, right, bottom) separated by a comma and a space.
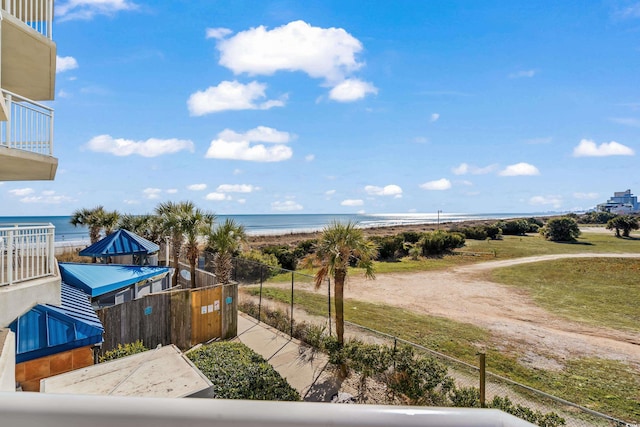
1, 0, 56, 101
0, 223, 60, 327
0, 89, 57, 180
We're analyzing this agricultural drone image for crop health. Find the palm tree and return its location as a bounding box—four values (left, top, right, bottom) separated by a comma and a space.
119, 213, 163, 244
156, 201, 214, 288
206, 219, 247, 284
181, 207, 215, 288
306, 221, 378, 346
70, 206, 106, 244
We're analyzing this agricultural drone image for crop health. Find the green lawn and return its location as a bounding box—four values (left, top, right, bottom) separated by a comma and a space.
490, 258, 640, 333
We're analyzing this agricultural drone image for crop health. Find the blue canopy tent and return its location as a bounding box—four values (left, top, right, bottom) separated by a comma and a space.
79, 229, 159, 265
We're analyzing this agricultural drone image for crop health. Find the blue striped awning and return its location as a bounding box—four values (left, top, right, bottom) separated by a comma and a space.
9, 283, 103, 363
59, 263, 170, 298
79, 229, 159, 258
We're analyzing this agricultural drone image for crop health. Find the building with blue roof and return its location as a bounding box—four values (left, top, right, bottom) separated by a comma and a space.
10, 283, 104, 391
79, 229, 160, 265
59, 263, 171, 307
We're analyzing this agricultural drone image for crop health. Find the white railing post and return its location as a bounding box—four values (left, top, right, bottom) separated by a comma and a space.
7, 228, 14, 285
48, 225, 54, 274
49, 108, 54, 155
5, 93, 12, 147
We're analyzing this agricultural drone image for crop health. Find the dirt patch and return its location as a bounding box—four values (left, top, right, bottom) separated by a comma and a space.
257, 253, 640, 372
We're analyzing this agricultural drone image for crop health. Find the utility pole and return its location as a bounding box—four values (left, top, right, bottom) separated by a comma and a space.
437, 210, 442, 230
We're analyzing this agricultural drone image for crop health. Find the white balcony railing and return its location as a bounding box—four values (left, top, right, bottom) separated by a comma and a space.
1, 0, 53, 39
1, 89, 54, 157
0, 223, 55, 286
0, 393, 538, 427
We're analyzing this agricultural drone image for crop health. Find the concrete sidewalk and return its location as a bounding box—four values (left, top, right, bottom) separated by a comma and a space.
234, 313, 339, 401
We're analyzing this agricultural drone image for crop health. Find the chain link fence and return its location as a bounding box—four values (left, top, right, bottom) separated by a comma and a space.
225, 255, 635, 427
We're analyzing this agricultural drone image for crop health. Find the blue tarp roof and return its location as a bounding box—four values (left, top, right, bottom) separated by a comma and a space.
9, 283, 104, 363
59, 263, 170, 298
79, 229, 159, 258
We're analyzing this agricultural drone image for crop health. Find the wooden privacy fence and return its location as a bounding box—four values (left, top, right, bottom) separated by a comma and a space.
96, 282, 237, 353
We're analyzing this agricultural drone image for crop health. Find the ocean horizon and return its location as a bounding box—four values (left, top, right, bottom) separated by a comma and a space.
0, 212, 561, 243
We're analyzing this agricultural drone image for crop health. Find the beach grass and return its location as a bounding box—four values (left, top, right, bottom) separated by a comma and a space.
242, 286, 640, 421
490, 258, 640, 333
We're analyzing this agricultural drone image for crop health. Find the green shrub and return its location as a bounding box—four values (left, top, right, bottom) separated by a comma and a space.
371, 235, 406, 260
490, 396, 566, 427
99, 340, 148, 362
579, 211, 616, 224
540, 217, 581, 242
485, 223, 503, 240
500, 219, 530, 236
262, 245, 298, 270
418, 231, 465, 256
459, 226, 488, 240
187, 342, 300, 401
235, 250, 281, 283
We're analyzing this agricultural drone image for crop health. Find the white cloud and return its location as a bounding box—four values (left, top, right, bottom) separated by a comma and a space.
328, 79, 378, 102
573, 192, 599, 200
499, 163, 540, 176
218, 20, 363, 83
341, 199, 364, 207
305, 154, 315, 162
56, 0, 138, 21
271, 200, 303, 212
85, 134, 194, 157
9, 188, 35, 196
419, 178, 452, 191
166, 189, 178, 194
609, 117, 640, 127
430, 113, 440, 122
452, 163, 497, 175
233, 169, 243, 175
364, 185, 403, 197
123, 199, 140, 205
508, 69, 537, 78
187, 184, 207, 191
56, 56, 78, 73
187, 80, 285, 116
325, 190, 336, 196
614, 3, 640, 19
236, 199, 246, 204
143, 188, 162, 199
205, 126, 293, 162
216, 184, 257, 193
19, 193, 74, 204
572, 139, 635, 157
529, 195, 562, 209
206, 27, 233, 40
57, 90, 71, 98
205, 192, 230, 201
413, 137, 429, 144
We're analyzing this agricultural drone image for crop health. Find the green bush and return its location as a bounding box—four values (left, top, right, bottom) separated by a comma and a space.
235, 250, 281, 282
579, 211, 616, 224
485, 223, 503, 240
418, 231, 465, 256
371, 235, 406, 260
99, 340, 148, 362
262, 245, 298, 270
187, 342, 300, 401
540, 217, 581, 242
500, 219, 530, 236
490, 396, 565, 426
458, 226, 488, 240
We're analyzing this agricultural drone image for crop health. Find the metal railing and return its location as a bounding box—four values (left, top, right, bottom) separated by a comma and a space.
1, 0, 53, 38
0, 223, 55, 286
0, 392, 538, 427
0, 89, 54, 156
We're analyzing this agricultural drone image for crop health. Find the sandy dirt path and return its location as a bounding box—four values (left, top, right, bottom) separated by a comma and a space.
282, 252, 640, 370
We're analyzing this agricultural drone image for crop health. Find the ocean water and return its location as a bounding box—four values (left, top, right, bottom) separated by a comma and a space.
0, 212, 546, 242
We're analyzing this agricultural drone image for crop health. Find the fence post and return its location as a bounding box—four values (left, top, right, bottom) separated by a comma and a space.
290, 271, 294, 337
327, 278, 331, 336
7, 228, 14, 285
478, 352, 486, 408
258, 265, 263, 321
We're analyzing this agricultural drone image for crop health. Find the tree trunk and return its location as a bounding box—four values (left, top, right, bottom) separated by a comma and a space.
172, 253, 180, 287
334, 269, 346, 345
190, 260, 196, 289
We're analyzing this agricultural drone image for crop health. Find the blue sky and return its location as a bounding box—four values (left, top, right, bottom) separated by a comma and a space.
3, 0, 640, 216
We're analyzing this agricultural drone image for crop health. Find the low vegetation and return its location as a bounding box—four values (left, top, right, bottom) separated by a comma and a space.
187, 342, 300, 401
99, 340, 148, 362
240, 288, 640, 421
238, 300, 566, 426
